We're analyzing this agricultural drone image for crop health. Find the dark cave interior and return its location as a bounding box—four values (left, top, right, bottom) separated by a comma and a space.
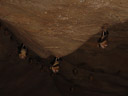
0, 21, 128, 96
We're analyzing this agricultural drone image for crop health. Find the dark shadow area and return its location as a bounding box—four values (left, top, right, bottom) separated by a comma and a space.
0, 20, 128, 96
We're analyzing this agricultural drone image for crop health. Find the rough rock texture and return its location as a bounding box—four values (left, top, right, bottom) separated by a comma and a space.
0, 0, 128, 58
0, 21, 128, 96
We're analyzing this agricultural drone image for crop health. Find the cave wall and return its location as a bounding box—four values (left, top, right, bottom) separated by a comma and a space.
0, 0, 128, 58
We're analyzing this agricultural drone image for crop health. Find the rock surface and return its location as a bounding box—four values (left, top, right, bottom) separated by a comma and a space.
0, 0, 128, 58
0, 20, 128, 96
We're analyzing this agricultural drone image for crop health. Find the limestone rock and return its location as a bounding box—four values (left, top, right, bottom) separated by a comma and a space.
0, 0, 128, 58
